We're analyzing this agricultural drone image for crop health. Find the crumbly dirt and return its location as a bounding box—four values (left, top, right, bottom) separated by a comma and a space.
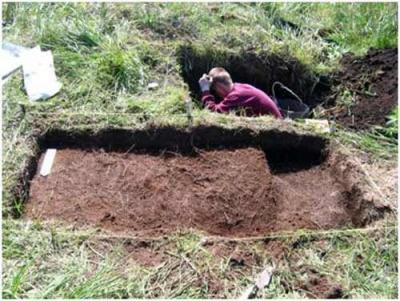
207, 241, 262, 268
123, 240, 167, 267
298, 274, 343, 299
331, 48, 398, 129
25, 147, 377, 237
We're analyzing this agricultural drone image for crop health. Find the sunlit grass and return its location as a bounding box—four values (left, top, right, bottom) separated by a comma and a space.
2, 219, 397, 298
2, 2, 398, 298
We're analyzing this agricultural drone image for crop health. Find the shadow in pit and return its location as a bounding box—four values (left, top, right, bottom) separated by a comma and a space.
13, 125, 328, 219
17, 125, 392, 237
37, 126, 329, 174
176, 44, 331, 107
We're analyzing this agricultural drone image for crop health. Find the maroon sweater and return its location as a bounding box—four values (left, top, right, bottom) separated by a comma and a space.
201, 83, 283, 118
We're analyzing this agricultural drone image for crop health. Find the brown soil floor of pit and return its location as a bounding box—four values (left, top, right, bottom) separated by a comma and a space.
332, 48, 398, 130
26, 148, 359, 237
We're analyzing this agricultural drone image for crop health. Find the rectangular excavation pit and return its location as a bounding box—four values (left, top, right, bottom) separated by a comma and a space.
23, 126, 388, 237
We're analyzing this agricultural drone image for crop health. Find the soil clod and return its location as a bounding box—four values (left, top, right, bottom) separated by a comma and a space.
300, 275, 344, 299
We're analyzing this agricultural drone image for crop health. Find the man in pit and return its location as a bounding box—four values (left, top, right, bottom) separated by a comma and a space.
198, 67, 283, 118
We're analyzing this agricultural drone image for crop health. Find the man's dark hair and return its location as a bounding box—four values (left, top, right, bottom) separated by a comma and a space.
208, 67, 233, 89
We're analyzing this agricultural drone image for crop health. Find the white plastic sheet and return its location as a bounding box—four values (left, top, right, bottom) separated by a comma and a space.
21, 46, 62, 101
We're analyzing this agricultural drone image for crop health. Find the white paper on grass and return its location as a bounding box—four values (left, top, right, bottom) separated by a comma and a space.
21, 46, 62, 101
40, 149, 57, 176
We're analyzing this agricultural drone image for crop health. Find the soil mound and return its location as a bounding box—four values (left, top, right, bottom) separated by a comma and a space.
25, 147, 379, 237
332, 48, 398, 129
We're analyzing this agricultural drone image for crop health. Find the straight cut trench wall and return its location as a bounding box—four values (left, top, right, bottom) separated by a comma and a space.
22, 126, 389, 237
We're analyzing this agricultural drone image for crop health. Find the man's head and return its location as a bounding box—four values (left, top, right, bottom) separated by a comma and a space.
208, 67, 233, 98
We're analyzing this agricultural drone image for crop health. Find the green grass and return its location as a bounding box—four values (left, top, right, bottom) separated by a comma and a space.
332, 107, 398, 161
2, 219, 397, 298
334, 128, 397, 161
2, 2, 398, 299
2, 2, 397, 114
376, 107, 399, 140
267, 2, 398, 55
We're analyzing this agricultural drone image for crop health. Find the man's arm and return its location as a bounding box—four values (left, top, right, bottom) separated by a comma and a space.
199, 74, 235, 113
198, 73, 237, 113
201, 91, 238, 113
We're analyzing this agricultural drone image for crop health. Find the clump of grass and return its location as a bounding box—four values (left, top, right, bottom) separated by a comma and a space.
327, 3, 398, 54
335, 107, 399, 160
334, 128, 397, 161
123, 86, 188, 115
93, 44, 147, 93
270, 2, 398, 55
375, 107, 398, 141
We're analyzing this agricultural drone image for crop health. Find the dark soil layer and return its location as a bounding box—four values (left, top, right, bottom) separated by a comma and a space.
177, 45, 330, 106
38, 126, 329, 174
26, 147, 382, 237
332, 48, 398, 129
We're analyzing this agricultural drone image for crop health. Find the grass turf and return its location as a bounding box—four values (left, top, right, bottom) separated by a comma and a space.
2, 2, 398, 298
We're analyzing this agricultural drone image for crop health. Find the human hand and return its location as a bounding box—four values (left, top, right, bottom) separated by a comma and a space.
198, 73, 211, 92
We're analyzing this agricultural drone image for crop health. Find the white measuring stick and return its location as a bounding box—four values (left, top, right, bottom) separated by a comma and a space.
40, 149, 57, 176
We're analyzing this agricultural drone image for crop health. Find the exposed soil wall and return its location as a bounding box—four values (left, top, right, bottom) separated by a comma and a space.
6, 140, 41, 218
11, 125, 327, 218
16, 126, 390, 237
38, 126, 328, 173
23, 126, 390, 237
177, 45, 330, 107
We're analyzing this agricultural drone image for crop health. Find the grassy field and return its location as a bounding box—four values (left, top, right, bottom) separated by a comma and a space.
2, 2, 398, 298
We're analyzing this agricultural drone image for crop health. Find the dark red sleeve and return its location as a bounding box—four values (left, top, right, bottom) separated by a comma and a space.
260, 93, 283, 119
201, 91, 239, 113
267, 101, 283, 119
